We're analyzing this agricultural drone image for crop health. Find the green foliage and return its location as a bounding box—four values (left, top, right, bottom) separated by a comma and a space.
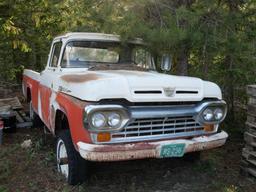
0, 0, 255, 124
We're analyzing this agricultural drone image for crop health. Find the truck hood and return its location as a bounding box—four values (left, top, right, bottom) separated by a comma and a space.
57, 70, 222, 102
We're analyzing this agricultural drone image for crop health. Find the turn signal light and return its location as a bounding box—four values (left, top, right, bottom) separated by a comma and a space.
204, 124, 214, 132
97, 132, 111, 142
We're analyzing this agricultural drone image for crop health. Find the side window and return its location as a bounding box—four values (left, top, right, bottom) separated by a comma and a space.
50, 42, 62, 67
133, 48, 153, 69
133, 48, 146, 66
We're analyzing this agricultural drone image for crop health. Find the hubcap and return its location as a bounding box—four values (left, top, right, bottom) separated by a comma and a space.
57, 139, 69, 179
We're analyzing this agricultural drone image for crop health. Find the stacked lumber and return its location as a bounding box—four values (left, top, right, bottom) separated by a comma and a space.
241, 85, 256, 177
0, 97, 32, 131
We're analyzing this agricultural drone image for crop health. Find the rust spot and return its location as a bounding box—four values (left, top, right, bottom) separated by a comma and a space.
93, 142, 155, 152
82, 149, 157, 162
185, 139, 226, 153
61, 73, 101, 83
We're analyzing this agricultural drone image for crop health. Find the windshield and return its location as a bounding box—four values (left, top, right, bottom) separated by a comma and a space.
61, 41, 155, 70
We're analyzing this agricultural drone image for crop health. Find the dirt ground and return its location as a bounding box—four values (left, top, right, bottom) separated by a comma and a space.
0, 126, 255, 192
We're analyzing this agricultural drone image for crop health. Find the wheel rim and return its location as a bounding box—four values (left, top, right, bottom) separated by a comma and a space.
29, 101, 34, 120
57, 139, 69, 179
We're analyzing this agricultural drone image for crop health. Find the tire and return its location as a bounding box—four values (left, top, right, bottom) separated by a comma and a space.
29, 101, 43, 127
56, 130, 88, 185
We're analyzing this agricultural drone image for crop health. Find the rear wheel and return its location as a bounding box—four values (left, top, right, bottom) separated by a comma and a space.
56, 130, 88, 185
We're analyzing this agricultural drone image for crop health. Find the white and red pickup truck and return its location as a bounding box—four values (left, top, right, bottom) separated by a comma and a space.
23, 32, 228, 185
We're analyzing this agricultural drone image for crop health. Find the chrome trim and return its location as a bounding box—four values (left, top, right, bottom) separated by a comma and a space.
85, 100, 226, 143
84, 105, 130, 132
127, 100, 226, 123
196, 100, 227, 124
92, 117, 218, 144
92, 130, 210, 144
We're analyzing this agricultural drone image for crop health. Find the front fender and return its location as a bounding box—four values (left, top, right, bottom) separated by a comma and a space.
55, 93, 93, 150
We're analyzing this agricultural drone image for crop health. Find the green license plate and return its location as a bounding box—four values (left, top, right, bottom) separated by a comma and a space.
160, 143, 185, 158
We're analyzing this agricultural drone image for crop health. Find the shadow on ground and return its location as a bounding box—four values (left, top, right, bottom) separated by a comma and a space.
0, 127, 255, 192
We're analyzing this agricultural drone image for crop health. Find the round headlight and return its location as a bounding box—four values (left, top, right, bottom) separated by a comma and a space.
214, 108, 224, 120
91, 113, 106, 128
203, 108, 214, 121
108, 113, 121, 127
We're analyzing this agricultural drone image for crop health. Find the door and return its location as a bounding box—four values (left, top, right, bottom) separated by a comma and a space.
38, 41, 62, 128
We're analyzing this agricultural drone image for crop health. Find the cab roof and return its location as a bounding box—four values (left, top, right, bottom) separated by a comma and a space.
54, 32, 144, 45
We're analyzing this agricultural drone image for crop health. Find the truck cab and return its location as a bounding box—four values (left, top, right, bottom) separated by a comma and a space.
23, 32, 228, 185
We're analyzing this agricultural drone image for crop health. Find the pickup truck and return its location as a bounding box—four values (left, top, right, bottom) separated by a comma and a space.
22, 32, 228, 185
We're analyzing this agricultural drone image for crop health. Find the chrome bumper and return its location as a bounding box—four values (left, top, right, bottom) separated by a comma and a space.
77, 131, 228, 162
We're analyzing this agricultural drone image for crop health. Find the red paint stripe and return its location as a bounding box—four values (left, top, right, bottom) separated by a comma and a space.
39, 84, 52, 128
56, 93, 92, 147
23, 75, 39, 112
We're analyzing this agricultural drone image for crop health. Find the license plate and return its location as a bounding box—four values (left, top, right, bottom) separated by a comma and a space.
160, 143, 185, 158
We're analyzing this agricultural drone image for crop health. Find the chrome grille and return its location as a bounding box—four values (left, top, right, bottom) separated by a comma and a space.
110, 116, 205, 143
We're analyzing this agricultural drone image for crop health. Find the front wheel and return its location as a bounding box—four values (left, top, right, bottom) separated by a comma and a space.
56, 130, 88, 185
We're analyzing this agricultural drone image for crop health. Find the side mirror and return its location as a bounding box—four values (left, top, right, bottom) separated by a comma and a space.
161, 54, 172, 72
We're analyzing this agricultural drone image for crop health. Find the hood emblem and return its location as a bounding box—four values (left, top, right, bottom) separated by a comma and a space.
163, 87, 175, 97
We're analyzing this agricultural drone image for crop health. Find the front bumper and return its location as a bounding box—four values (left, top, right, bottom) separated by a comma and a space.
77, 131, 228, 162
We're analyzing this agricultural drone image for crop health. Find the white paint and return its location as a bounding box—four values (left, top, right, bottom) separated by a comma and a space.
57, 138, 69, 179
23, 33, 222, 103
24, 68, 222, 102
49, 92, 60, 132
54, 32, 143, 45
38, 90, 42, 118
23, 69, 40, 81
55, 70, 222, 102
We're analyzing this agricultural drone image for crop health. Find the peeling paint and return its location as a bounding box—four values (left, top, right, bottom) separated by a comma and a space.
61, 73, 102, 83
77, 131, 228, 162
56, 93, 92, 146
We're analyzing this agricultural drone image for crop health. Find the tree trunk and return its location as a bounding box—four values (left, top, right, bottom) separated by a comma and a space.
176, 50, 188, 76
223, 55, 235, 122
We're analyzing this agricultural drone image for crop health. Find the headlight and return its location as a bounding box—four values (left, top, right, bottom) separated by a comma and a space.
214, 108, 224, 120
84, 105, 130, 132
198, 101, 227, 124
91, 113, 106, 128
108, 113, 121, 127
203, 108, 214, 121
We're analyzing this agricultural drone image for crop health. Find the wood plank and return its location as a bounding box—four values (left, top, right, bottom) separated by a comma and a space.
247, 168, 256, 177
247, 115, 256, 125
241, 151, 256, 178
247, 104, 256, 116
241, 159, 256, 177
14, 111, 24, 123
246, 122, 256, 135
0, 97, 22, 110
242, 148, 256, 160
244, 132, 256, 147
247, 85, 256, 98
244, 144, 255, 152
0, 105, 12, 114
248, 97, 256, 105
16, 122, 33, 128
